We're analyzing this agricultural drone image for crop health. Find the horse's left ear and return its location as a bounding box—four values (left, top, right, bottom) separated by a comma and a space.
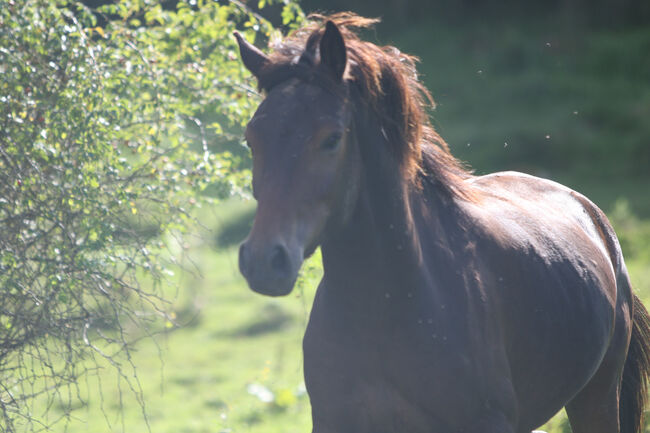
319, 21, 347, 81
234, 31, 269, 78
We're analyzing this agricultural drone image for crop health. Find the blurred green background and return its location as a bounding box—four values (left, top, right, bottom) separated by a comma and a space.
33, 0, 650, 432
302, 0, 650, 210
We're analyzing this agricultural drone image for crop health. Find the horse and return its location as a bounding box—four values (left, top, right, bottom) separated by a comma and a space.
234, 14, 650, 433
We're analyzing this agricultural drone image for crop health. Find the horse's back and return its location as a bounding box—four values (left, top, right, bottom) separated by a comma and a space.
469, 171, 619, 270
467, 171, 625, 295
464, 171, 633, 430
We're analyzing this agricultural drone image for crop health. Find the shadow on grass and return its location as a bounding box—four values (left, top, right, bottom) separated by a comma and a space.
223, 304, 293, 338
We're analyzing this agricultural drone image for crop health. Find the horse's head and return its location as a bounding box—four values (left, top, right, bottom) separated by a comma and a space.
236, 22, 359, 296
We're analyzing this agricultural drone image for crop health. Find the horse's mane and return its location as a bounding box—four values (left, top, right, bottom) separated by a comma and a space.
257, 13, 475, 200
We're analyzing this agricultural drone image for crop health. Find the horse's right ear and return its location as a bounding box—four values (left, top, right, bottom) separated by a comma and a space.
234, 31, 269, 77
319, 21, 347, 82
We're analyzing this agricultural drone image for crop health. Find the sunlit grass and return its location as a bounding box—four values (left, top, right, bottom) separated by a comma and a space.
26, 199, 319, 433
25, 180, 648, 433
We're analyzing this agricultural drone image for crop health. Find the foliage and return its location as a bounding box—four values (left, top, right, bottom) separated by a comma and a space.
23, 221, 319, 432
0, 0, 302, 430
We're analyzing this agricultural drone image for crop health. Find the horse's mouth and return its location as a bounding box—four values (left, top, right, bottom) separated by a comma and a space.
247, 275, 298, 297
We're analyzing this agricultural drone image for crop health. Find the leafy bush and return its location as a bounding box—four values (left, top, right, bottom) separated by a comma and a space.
0, 0, 302, 430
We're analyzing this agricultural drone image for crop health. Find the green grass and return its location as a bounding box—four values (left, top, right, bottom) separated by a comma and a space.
26, 200, 319, 433
23, 178, 650, 433
383, 19, 650, 179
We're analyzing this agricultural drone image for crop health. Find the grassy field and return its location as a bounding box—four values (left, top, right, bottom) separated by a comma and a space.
26, 177, 650, 433
386, 18, 650, 181
29, 200, 317, 433
22, 14, 650, 433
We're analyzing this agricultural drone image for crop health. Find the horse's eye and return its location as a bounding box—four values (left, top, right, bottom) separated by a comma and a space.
321, 133, 342, 152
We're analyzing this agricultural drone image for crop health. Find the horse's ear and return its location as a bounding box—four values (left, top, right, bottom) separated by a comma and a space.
319, 21, 347, 81
234, 31, 269, 77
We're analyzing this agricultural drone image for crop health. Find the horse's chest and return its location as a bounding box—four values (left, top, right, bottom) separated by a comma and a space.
307, 376, 447, 433
303, 304, 483, 432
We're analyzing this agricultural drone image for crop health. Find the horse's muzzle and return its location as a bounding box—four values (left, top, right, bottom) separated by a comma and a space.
238, 240, 301, 296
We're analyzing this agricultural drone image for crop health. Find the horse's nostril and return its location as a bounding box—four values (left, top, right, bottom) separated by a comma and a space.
270, 245, 290, 276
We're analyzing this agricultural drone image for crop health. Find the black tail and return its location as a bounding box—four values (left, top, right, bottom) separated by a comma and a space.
620, 295, 650, 433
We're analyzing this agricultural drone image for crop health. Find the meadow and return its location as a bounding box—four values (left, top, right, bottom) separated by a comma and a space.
27, 12, 650, 433
31, 180, 650, 433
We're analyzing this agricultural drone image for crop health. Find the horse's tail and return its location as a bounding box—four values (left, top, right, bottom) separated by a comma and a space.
620, 294, 650, 433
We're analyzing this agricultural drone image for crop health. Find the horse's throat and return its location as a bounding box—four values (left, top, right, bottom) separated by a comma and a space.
321, 179, 427, 289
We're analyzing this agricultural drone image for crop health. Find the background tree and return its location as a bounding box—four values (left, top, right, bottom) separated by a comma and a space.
0, 0, 302, 430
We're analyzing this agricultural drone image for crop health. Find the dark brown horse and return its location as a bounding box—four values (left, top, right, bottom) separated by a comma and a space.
235, 14, 650, 433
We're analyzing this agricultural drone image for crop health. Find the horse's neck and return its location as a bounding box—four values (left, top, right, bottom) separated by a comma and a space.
319, 111, 459, 307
